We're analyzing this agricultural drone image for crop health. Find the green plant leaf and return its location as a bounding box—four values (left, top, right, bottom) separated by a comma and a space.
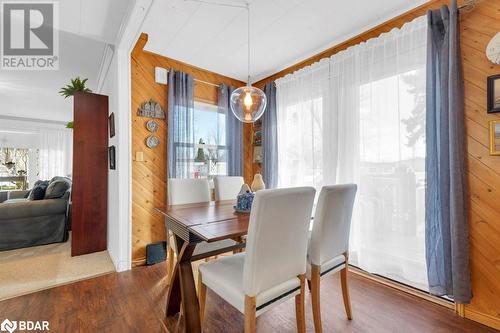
59, 76, 93, 98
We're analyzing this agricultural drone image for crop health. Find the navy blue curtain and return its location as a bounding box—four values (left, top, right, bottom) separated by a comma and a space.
167, 70, 195, 179
219, 84, 242, 176
425, 0, 471, 303
262, 82, 278, 188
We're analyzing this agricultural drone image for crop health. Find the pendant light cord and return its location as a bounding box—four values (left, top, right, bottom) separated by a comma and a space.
185, 0, 253, 86
247, 2, 251, 87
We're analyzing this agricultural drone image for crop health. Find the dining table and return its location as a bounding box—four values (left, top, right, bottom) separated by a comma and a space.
155, 200, 250, 333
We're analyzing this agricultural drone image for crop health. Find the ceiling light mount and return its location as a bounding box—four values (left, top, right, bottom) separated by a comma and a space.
184, 0, 266, 123
184, 0, 248, 10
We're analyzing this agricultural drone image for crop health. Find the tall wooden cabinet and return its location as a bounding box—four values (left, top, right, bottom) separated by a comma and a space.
71, 92, 108, 256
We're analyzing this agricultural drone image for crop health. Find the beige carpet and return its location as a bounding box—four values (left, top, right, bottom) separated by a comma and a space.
0, 234, 115, 301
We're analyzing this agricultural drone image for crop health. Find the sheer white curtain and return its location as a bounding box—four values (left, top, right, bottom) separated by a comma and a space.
276, 16, 428, 290
38, 129, 73, 180
276, 59, 333, 190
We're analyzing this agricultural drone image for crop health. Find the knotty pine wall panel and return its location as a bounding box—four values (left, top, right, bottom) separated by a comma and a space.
251, 0, 500, 329
131, 33, 245, 264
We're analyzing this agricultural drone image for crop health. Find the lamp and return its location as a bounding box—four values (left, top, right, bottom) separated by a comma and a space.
229, 2, 266, 123
184, 0, 266, 122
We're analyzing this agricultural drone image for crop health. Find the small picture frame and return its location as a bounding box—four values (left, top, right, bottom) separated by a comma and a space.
109, 146, 116, 169
109, 112, 115, 138
490, 121, 500, 156
487, 74, 500, 113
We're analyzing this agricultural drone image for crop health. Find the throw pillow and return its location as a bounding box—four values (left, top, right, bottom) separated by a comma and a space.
44, 180, 70, 199
49, 176, 72, 184
29, 184, 48, 200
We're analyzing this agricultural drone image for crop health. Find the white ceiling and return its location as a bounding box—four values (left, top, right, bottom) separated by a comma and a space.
59, 0, 133, 44
0, 0, 133, 122
0, 32, 106, 122
142, 0, 429, 82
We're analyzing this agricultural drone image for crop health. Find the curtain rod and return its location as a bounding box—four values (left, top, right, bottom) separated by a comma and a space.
164, 68, 221, 87
458, 0, 477, 10
194, 78, 220, 87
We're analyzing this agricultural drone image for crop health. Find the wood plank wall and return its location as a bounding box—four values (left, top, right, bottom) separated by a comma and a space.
251, 0, 500, 329
130, 33, 246, 264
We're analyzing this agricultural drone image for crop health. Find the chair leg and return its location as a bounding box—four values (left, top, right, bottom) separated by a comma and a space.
295, 274, 306, 333
310, 265, 322, 333
340, 257, 353, 320
244, 295, 256, 333
198, 271, 207, 328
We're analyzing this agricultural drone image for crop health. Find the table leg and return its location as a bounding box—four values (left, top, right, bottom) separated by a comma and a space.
166, 236, 183, 316
165, 235, 201, 333
232, 236, 245, 254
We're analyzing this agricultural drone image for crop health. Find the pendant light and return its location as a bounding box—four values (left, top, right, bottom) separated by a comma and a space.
230, 2, 266, 123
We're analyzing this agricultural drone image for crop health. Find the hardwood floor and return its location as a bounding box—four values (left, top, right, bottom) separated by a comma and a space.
0, 262, 497, 333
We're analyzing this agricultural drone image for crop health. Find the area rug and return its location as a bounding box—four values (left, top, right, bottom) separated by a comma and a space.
0, 234, 115, 301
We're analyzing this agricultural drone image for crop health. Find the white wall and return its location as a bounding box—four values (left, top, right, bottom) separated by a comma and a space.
100, 53, 125, 271
0, 0, 150, 273
98, 0, 152, 272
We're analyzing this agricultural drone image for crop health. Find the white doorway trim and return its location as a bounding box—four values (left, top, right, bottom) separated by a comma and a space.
97, 0, 153, 272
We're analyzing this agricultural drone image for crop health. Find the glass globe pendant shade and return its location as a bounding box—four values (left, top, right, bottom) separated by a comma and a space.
230, 86, 267, 123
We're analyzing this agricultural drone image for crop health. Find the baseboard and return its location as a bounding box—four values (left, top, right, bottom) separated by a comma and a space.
348, 266, 454, 309
465, 308, 500, 331
132, 257, 146, 267
349, 267, 500, 331
115, 260, 132, 272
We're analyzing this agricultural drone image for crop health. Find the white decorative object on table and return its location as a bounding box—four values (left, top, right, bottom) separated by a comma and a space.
486, 32, 500, 65
234, 183, 253, 213
238, 183, 251, 195
251, 173, 265, 192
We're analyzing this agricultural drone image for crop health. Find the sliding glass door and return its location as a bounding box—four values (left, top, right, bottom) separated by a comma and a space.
350, 68, 427, 290
276, 16, 428, 291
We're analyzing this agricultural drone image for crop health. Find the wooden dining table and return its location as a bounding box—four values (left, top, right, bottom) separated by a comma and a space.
155, 200, 250, 333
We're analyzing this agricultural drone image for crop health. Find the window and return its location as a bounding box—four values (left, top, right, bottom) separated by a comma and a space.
354, 68, 427, 290
276, 17, 428, 291
277, 96, 325, 189
0, 147, 37, 190
175, 101, 227, 178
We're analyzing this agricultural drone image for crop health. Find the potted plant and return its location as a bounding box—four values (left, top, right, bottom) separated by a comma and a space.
59, 77, 92, 98
59, 77, 92, 129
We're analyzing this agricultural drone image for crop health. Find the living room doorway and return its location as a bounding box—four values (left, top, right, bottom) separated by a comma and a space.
0, 118, 115, 301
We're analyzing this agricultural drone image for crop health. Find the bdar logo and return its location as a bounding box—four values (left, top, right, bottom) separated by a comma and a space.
0, 319, 17, 333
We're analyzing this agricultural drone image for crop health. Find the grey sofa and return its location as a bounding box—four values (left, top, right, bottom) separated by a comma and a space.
0, 177, 71, 251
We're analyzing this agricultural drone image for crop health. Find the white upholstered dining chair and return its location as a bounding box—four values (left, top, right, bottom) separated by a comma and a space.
307, 184, 357, 333
166, 178, 237, 277
198, 187, 316, 333
168, 178, 211, 205
213, 176, 244, 201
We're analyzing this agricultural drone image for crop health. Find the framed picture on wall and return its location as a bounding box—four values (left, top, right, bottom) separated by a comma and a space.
109, 112, 115, 138
487, 74, 500, 113
490, 121, 500, 156
109, 146, 116, 169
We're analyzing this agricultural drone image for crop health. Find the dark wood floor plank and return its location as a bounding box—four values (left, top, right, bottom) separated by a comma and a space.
0, 263, 497, 333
